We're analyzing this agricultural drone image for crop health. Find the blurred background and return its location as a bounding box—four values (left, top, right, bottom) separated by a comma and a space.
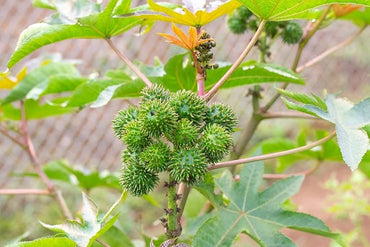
0, 0, 369, 246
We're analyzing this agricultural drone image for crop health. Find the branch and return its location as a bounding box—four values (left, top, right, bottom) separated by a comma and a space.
296, 26, 367, 73
204, 19, 266, 100
0, 125, 26, 148
260, 111, 318, 120
261, 6, 332, 113
177, 183, 191, 223
209, 131, 336, 171
20, 101, 73, 220
102, 191, 128, 223
0, 189, 50, 195
105, 38, 152, 88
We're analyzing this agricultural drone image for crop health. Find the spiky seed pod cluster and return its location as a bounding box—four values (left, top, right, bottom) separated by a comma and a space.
169, 90, 207, 126
169, 148, 208, 185
141, 83, 170, 102
141, 141, 171, 173
113, 85, 237, 195
228, 6, 303, 44
205, 103, 237, 133
139, 99, 177, 137
167, 118, 199, 148
199, 124, 232, 163
112, 106, 139, 140
120, 164, 159, 196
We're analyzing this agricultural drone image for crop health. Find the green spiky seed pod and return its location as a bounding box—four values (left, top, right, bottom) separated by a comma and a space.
199, 124, 232, 163
282, 21, 303, 44
227, 16, 247, 34
112, 106, 139, 140
120, 164, 159, 196
141, 84, 170, 103
138, 99, 177, 137
140, 141, 171, 173
169, 148, 208, 185
169, 90, 207, 126
123, 120, 151, 151
236, 6, 253, 19
248, 19, 259, 31
265, 22, 278, 38
121, 149, 141, 167
167, 118, 199, 148
205, 103, 237, 133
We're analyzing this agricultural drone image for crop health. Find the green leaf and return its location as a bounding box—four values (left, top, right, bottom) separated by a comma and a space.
8, 0, 142, 68
239, 0, 370, 21
67, 78, 145, 108
152, 54, 197, 92
193, 162, 343, 247
339, 7, 370, 26
359, 151, 370, 178
41, 193, 119, 247
44, 0, 101, 25
2, 62, 80, 105
6, 237, 76, 247
2, 99, 75, 120
280, 90, 370, 170
152, 55, 304, 93
277, 89, 326, 110
41, 160, 121, 190
91, 226, 134, 247
206, 62, 305, 90
32, 0, 56, 10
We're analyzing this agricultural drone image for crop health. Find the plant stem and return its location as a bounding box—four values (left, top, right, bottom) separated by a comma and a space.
262, 161, 321, 179
260, 111, 318, 119
0, 125, 26, 148
177, 183, 190, 223
296, 25, 367, 73
204, 19, 266, 100
0, 189, 50, 195
101, 191, 128, 223
261, 6, 332, 113
105, 38, 152, 88
166, 175, 181, 239
20, 101, 73, 220
231, 114, 262, 160
209, 131, 335, 171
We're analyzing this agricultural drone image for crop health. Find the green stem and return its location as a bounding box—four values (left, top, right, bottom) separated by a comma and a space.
102, 191, 128, 223
231, 114, 262, 160
166, 176, 181, 239
261, 5, 332, 113
210, 131, 336, 171
177, 183, 190, 223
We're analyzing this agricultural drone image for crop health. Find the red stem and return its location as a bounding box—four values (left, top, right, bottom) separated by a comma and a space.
0, 189, 51, 195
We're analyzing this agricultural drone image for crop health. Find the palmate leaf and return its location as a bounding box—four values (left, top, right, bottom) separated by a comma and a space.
279, 89, 370, 170
41, 193, 119, 247
193, 162, 343, 247
133, 0, 241, 27
2, 61, 81, 105
8, 0, 142, 68
238, 0, 370, 21
152, 54, 304, 93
